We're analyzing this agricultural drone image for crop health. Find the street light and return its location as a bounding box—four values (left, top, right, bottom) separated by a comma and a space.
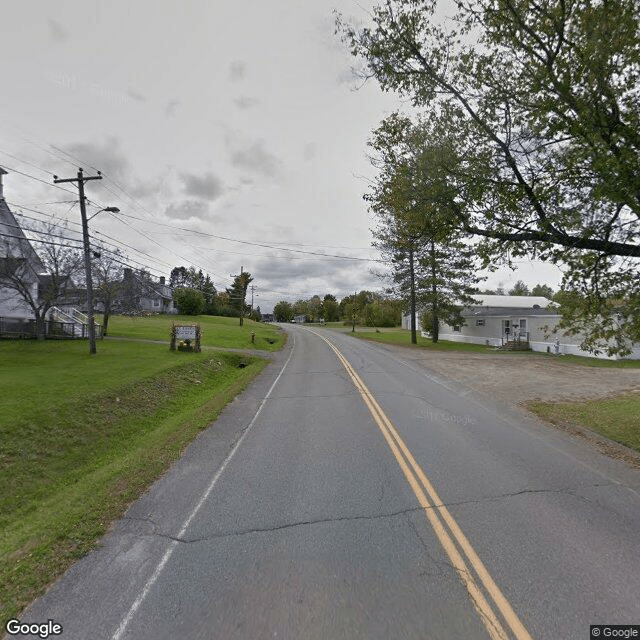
87, 206, 120, 221
83, 206, 120, 354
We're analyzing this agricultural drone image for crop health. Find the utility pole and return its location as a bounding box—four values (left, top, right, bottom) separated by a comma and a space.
250, 285, 255, 312
53, 168, 102, 355
239, 266, 244, 327
352, 290, 357, 333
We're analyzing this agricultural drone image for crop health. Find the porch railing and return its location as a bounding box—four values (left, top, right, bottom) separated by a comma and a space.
0, 317, 103, 340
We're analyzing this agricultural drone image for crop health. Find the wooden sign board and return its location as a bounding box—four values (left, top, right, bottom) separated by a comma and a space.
175, 325, 197, 341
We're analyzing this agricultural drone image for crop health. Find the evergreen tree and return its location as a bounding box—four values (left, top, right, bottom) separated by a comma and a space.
226, 271, 253, 325
368, 117, 482, 343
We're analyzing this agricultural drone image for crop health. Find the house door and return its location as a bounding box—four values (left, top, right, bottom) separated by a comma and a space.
502, 319, 510, 336
519, 319, 527, 339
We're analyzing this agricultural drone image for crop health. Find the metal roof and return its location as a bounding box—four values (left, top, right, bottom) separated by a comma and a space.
463, 306, 560, 317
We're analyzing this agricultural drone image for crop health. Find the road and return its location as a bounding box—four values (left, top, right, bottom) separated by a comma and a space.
16, 325, 640, 639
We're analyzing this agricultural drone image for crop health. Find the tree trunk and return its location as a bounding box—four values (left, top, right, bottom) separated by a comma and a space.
409, 247, 417, 344
35, 313, 46, 341
103, 311, 110, 337
430, 240, 439, 343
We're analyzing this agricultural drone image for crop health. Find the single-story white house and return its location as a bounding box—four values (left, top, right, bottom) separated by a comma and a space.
403, 295, 640, 360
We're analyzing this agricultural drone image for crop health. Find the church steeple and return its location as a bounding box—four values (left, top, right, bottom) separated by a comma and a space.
0, 167, 7, 200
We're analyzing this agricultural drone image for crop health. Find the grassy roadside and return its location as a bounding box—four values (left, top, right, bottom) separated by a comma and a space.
343, 326, 640, 367
0, 318, 284, 622
527, 394, 640, 454
107, 314, 284, 351
343, 326, 496, 353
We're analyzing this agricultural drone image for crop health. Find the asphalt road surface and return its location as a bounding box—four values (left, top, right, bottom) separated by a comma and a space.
14, 325, 640, 639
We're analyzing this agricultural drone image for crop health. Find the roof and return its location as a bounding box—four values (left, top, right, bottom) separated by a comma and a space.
472, 295, 555, 308
0, 198, 46, 274
464, 306, 560, 317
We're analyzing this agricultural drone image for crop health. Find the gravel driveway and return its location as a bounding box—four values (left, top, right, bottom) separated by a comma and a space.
385, 348, 640, 404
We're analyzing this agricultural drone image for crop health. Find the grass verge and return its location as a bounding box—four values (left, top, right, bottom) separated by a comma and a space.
0, 338, 270, 622
106, 314, 284, 351
343, 327, 640, 366
345, 327, 497, 353
527, 393, 640, 453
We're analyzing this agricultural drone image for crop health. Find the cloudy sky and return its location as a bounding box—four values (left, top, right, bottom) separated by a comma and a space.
0, 0, 562, 313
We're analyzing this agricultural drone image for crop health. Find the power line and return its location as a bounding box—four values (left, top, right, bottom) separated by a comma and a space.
109, 210, 383, 263
0, 230, 84, 251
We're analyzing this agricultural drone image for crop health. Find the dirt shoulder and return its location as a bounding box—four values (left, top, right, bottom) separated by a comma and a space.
383, 348, 640, 404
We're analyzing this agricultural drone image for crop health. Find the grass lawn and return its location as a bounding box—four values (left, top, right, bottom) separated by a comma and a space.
344, 326, 498, 353
527, 394, 640, 453
0, 316, 284, 621
344, 326, 640, 366
106, 314, 284, 351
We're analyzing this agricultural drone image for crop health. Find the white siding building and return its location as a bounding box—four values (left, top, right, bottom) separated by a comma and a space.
403, 295, 640, 360
0, 168, 45, 321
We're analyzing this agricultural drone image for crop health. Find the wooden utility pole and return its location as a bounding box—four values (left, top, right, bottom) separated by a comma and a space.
53, 168, 102, 354
352, 290, 357, 333
239, 266, 244, 327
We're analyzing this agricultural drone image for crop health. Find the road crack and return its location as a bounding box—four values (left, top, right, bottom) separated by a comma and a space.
121, 482, 615, 545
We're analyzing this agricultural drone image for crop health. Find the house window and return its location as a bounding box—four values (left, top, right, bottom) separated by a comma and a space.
153, 299, 160, 307
475, 318, 485, 326
453, 325, 461, 332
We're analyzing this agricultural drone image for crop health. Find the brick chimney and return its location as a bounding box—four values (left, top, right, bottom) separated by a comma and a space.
0, 167, 7, 200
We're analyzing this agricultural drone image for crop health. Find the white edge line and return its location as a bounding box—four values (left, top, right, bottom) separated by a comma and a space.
111, 333, 296, 640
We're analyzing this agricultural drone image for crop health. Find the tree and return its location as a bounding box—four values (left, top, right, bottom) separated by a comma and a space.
273, 300, 294, 322
323, 294, 340, 322
250, 305, 262, 322
508, 280, 530, 296
367, 117, 482, 343
92, 245, 126, 336
531, 284, 555, 299
339, 0, 640, 351
169, 266, 190, 289
226, 271, 253, 325
0, 219, 83, 339
307, 295, 323, 322
170, 265, 217, 314
173, 287, 205, 315
293, 299, 309, 321
361, 297, 403, 327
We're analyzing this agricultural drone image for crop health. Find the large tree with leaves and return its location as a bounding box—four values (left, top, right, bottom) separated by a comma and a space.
339, 0, 640, 353
368, 116, 482, 342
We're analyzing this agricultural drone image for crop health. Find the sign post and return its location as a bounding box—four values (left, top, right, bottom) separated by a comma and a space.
170, 324, 202, 352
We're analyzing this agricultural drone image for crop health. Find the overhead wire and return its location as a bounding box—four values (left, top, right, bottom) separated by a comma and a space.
2, 138, 385, 304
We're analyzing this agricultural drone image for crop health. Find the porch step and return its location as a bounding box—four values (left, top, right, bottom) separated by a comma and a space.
502, 340, 531, 351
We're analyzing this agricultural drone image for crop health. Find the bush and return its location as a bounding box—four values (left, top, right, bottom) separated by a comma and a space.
172, 288, 205, 315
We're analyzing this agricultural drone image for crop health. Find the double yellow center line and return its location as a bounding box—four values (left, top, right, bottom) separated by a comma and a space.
310, 330, 533, 640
